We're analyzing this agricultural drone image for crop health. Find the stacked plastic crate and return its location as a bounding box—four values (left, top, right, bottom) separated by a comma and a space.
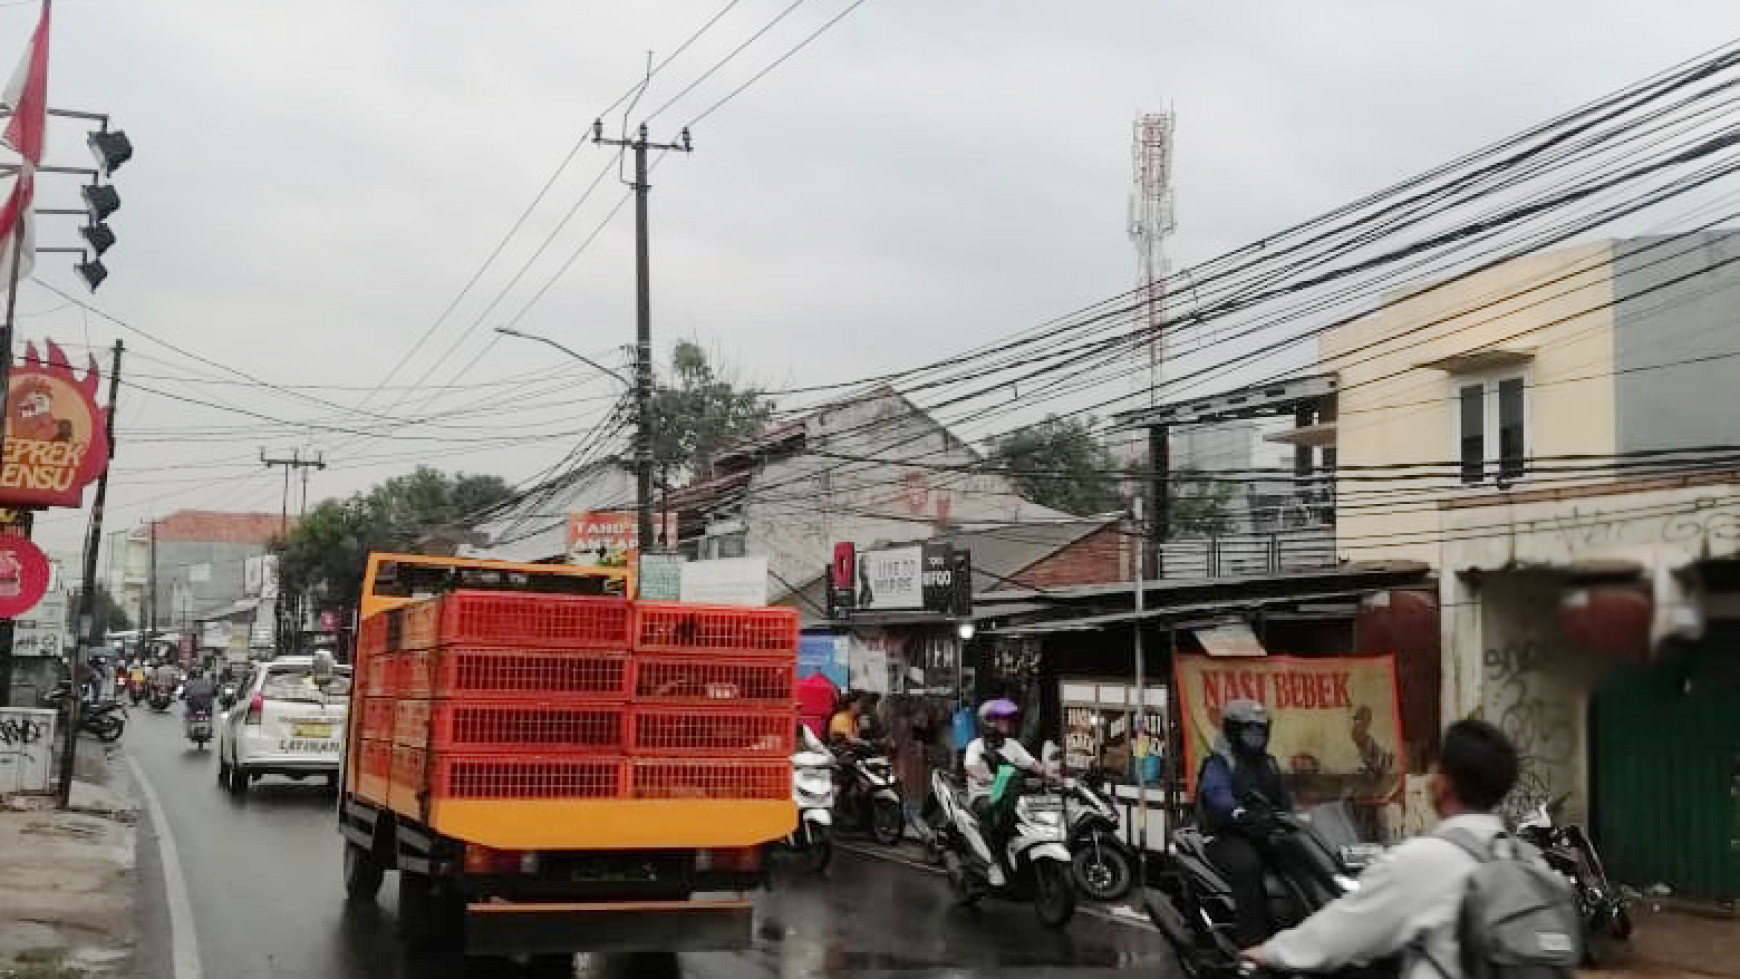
381, 591, 635, 819
627, 603, 800, 801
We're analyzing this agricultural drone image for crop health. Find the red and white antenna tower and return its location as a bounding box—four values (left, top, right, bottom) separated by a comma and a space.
1128, 110, 1176, 405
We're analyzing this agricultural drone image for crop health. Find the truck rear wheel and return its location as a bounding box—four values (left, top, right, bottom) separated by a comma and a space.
343, 840, 384, 903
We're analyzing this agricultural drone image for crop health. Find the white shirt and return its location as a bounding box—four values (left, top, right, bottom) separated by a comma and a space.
1262, 812, 1504, 979
963, 737, 1037, 802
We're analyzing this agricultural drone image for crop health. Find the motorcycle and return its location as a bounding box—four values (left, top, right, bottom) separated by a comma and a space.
184, 706, 214, 750
218, 682, 239, 710
1144, 800, 1373, 979
777, 726, 836, 874
1516, 796, 1632, 965
931, 766, 1077, 929
1066, 769, 1138, 902
833, 742, 904, 846
147, 683, 174, 713
39, 684, 127, 743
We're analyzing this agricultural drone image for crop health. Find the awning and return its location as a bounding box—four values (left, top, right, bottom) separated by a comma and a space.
822, 601, 1052, 629
982, 588, 1386, 637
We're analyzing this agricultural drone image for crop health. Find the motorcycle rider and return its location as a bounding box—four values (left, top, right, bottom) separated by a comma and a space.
963, 698, 1044, 860
828, 692, 870, 750
1197, 699, 1294, 947
182, 666, 216, 715
1242, 719, 1521, 979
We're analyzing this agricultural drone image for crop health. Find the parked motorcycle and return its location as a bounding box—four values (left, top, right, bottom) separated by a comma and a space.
777, 726, 836, 874
1066, 769, 1138, 902
931, 767, 1077, 929
184, 706, 213, 750
1144, 800, 1371, 979
39, 684, 127, 743
1516, 797, 1632, 965
834, 742, 904, 846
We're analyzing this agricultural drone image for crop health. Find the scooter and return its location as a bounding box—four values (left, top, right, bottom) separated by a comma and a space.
1066, 769, 1138, 902
931, 766, 1077, 929
184, 706, 213, 750
147, 683, 174, 713
834, 742, 904, 846
39, 684, 128, 743
1144, 801, 1369, 979
778, 726, 836, 874
1517, 797, 1632, 965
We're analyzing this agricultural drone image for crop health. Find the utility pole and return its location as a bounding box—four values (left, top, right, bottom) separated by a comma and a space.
261, 449, 324, 653
146, 517, 157, 638
61, 340, 121, 808
592, 120, 692, 553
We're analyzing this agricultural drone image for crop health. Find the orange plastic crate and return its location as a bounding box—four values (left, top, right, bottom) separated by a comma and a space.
629, 759, 790, 800
633, 655, 795, 706
629, 706, 793, 757
398, 599, 442, 651
360, 697, 395, 741
402, 647, 630, 700
426, 591, 633, 649
633, 603, 799, 657
389, 745, 427, 816
427, 754, 624, 800
394, 699, 431, 747
426, 700, 626, 754
364, 652, 395, 695
357, 614, 389, 657
359, 738, 392, 778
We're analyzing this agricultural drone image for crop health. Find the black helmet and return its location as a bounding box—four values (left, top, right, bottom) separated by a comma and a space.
1221, 699, 1271, 759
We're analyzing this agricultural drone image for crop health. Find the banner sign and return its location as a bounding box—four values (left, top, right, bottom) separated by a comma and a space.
0, 535, 50, 619
1174, 653, 1404, 803
679, 556, 767, 606
849, 541, 973, 615
0, 342, 110, 509
638, 553, 683, 601
858, 544, 922, 610
566, 509, 674, 568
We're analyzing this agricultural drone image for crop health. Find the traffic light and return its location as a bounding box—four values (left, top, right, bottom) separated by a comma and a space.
75, 254, 107, 291
79, 221, 114, 256
87, 129, 132, 175
81, 183, 119, 223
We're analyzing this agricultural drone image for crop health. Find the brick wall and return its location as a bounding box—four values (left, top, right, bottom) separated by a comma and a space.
1007, 525, 1130, 589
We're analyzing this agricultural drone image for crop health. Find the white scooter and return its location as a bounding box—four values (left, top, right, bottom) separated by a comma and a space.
930, 749, 1076, 929
779, 726, 836, 874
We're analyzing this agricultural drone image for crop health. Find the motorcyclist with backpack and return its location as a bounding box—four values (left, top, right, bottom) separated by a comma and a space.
1198, 699, 1295, 947
963, 698, 1045, 857
1242, 719, 1581, 979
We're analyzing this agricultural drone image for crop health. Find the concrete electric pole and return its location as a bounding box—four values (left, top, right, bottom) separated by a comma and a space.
260, 449, 325, 653
591, 120, 692, 553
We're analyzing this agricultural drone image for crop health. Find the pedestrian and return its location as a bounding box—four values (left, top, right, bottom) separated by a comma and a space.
1240, 718, 1524, 979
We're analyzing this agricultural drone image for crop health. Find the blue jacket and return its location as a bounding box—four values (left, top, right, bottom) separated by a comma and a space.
1197, 748, 1290, 833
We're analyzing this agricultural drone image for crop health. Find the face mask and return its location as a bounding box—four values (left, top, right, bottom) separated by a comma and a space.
1236, 726, 1269, 755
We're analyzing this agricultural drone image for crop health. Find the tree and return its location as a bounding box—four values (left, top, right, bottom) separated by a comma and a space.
66, 582, 131, 635
275, 467, 513, 613
1168, 469, 1237, 536
987, 415, 1124, 516
649, 341, 773, 484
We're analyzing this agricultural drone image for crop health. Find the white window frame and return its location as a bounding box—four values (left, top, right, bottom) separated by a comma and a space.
1450, 366, 1532, 487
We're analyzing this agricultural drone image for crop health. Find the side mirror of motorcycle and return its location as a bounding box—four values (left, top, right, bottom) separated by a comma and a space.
312, 650, 337, 689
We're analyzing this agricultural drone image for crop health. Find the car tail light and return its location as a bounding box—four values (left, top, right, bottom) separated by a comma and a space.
697, 847, 761, 873
245, 692, 263, 726
463, 844, 530, 875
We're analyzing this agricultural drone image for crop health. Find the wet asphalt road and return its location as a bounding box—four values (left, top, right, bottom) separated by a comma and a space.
127, 709, 1177, 978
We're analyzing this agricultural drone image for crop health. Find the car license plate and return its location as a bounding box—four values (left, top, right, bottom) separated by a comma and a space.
279, 738, 340, 754
292, 722, 333, 738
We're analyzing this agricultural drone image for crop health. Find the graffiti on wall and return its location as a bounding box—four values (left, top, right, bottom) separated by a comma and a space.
1544, 495, 1740, 555
1481, 639, 1580, 822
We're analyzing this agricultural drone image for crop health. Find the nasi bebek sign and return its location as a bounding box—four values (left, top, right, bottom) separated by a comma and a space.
0, 341, 109, 508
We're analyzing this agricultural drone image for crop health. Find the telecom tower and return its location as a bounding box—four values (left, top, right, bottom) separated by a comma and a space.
1128, 110, 1176, 404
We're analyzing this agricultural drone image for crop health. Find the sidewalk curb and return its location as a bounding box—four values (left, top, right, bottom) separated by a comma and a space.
835, 840, 1157, 932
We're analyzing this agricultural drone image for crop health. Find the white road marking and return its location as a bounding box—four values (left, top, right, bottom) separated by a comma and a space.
125, 752, 204, 979
836, 841, 1156, 932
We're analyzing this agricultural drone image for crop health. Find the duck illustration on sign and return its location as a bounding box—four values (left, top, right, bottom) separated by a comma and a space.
0, 341, 110, 508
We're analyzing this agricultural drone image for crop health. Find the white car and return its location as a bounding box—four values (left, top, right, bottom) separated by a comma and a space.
217, 656, 351, 795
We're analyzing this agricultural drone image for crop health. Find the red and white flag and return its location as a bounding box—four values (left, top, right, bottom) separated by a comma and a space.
0, 1, 51, 278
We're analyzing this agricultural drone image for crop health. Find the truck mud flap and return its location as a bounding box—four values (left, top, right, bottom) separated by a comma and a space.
464, 899, 754, 956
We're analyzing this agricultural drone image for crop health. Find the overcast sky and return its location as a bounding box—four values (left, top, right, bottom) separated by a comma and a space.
11, 0, 1737, 559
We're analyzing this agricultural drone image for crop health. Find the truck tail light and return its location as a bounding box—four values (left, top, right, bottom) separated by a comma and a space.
245, 692, 264, 726
697, 847, 762, 873
464, 844, 531, 875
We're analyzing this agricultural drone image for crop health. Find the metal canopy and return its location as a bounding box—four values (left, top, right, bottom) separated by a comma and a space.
1111, 372, 1338, 430
982, 587, 1386, 637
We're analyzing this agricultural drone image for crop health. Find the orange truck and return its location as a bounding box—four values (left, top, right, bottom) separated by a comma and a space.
338, 553, 798, 956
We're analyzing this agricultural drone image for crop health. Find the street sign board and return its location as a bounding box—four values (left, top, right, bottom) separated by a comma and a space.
0, 340, 110, 509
